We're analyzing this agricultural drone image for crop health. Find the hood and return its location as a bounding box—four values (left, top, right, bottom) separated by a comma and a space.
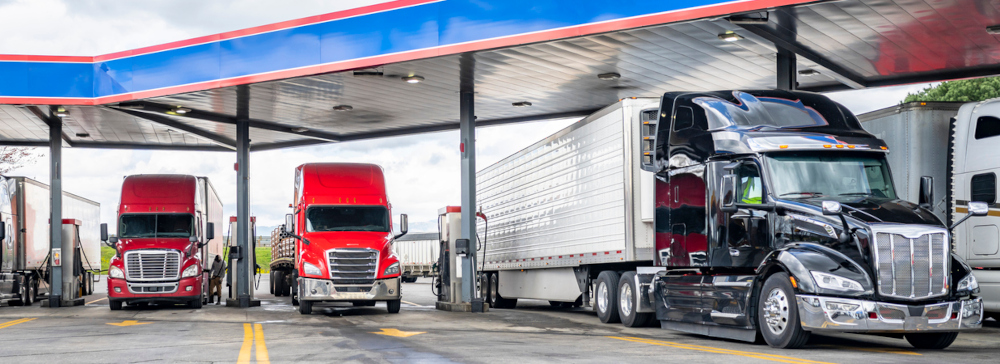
302, 231, 393, 252
784, 196, 943, 227
119, 237, 193, 252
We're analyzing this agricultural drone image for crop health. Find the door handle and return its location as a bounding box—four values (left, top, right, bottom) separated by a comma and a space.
729, 248, 740, 257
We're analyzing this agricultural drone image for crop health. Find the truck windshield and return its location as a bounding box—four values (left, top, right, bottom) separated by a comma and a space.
306, 206, 389, 232
119, 214, 195, 238
766, 153, 897, 200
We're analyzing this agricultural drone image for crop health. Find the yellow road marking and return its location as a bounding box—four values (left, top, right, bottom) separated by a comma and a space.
86, 297, 108, 305
608, 336, 834, 364
401, 300, 421, 306
106, 320, 151, 327
0, 318, 36, 329
372, 328, 426, 338
238, 323, 253, 364
818, 344, 920, 356
254, 324, 270, 364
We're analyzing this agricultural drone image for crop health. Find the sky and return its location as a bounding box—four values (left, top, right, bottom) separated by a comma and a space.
0, 0, 935, 234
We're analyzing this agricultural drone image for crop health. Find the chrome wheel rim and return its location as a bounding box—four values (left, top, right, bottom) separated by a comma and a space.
597, 282, 609, 313
620, 284, 633, 317
763, 287, 790, 335
490, 276, 498, 303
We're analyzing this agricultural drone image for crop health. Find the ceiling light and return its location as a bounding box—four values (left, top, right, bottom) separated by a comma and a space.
717, 31, 743, 42
291, 127, 309, 133
512, 101, 532, 107
172, 106, 191, 114
332, 105, 353, 111
75, 132, 90, 138
798, 69, 820, 76
598, 72, 621, 80
54, 107, 69, 117
402, 75, 424, 84
988, 25, 1000, 35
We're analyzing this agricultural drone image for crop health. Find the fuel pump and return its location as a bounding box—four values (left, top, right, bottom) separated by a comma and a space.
59, 219, 86, 306
226, 216, 259, 306
434, 206, 487, 311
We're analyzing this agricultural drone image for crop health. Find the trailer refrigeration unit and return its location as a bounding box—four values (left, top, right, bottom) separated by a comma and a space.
102, 175, 223, 310
477, 91, 988, 350
274, 163, 407, 315
0, 176, 101, 306
859, 101, 1000, 321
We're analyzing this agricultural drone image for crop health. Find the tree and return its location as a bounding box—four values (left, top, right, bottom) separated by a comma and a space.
0, 147, 38, 174
904, 77, 1000, 103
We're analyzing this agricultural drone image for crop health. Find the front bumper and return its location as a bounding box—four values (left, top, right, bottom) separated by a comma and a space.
797, 295, 983, 332
298, 277, 400, 301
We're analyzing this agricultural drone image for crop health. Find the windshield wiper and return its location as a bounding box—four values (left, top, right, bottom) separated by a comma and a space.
779, 192, 824, 198
839, 192, 873, 196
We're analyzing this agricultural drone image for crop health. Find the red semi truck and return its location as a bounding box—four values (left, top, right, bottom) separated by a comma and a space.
101, 175, 224, 310
272, 163, 407, 314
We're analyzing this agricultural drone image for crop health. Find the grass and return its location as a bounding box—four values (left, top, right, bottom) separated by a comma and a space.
100, 245, 273, 274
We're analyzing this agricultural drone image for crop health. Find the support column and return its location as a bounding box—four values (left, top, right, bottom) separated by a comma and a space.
776, 47, 797, 91
235, 85, 252, 308
48, 107, 63, 308
459, 91, 477, 306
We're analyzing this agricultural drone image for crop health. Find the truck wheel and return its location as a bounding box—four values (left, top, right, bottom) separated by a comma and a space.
595, 271, 621, 323
291, 270, 300, 306
269, 271, 275, 295
904, 332, 959, 350
274, 271, 286, 297
488, 273, 499, 308
481, 273, 493, 306
758, 273, 809, 349
110, 300, 123, 310
387, 299, 401, 314
281, 272, 292, 296
11, 279, 29, 306
299, 299, 312, 315
618, 271, 653, 327
189, 298, 203, 309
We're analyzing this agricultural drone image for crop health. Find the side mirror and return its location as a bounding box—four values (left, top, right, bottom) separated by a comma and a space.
394, 214, 409, 239
969, 201, 989, 217
189, 236, 198, 243
100, 223, 108, 242
206, 222, 215, 240
919, 176, 933, 210
821, 201, 842, 215
721, 174, 737, 213
283, 214, 294, 233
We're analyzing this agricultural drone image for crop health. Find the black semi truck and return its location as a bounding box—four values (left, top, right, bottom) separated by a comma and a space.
636, 90, 987, 349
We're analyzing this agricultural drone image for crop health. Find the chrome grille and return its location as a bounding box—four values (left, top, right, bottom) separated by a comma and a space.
327, 249, 378, 286
124, 250, 181, 281
873, 228, 948, 300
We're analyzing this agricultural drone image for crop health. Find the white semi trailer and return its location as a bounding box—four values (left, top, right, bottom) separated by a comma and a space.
476, 97, 660, 312
860, 100, 1000, 320
0, 176, 101, 306
395, 232, 440, 283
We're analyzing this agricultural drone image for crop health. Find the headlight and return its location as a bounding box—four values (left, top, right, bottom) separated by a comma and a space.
383, 262, 400, 276
957, 273, 979, 293
109, 266, 124, 279
811, 271, 865, 292
303, 262, 322, 276
181, 264, 200, 278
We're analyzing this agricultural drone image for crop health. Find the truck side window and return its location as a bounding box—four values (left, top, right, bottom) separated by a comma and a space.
975, 116, 1000, 140
971, 173, 996, 203
673, 106, 694, 131
737, 164, 763, 204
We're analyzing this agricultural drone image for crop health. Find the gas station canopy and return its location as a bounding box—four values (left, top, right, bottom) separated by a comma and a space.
1, 0, 999, 151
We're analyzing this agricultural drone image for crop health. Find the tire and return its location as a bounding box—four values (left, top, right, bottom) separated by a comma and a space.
387, 299, 401, 314
110, 300, 123, 310
905, 332, 959, 350
353, 301, 376, 307
269, 271, 275, 295
488, 274, 500, 308
299, 299, 312, 315
291, 270, 300, 306
274, 271, 286, 297
595, 271, 621, 324
491, 273, 517, 309
758, 273, 810, 349
189, 298, 203, 309
10, 278, 29, 306
618, 271, 653, 327
481, 273, 493, 306
281, 272, 292, 296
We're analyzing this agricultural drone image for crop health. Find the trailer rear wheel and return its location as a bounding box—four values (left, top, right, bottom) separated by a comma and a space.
595, 271, 621, 323
269, 271, 275, 295
480, 273, 492, 305
758, 273, 809, 349
110, 300, 123, 310
618, 271, 653, 327
274, 271, 286, 297
904, 332, 958, 350
387, 299, 401, 314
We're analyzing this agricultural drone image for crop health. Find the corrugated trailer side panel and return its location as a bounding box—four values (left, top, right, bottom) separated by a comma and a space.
19, 178, 101, 270
477, 99, 657, 270
396, 239, 439, 273
201, 177, 225, 261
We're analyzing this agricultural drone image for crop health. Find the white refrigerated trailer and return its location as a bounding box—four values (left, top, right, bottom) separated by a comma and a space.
0, 176, 101, 306
395, 232, 439, 283
476, 98, 661, 317
860, 100, 1000, 319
